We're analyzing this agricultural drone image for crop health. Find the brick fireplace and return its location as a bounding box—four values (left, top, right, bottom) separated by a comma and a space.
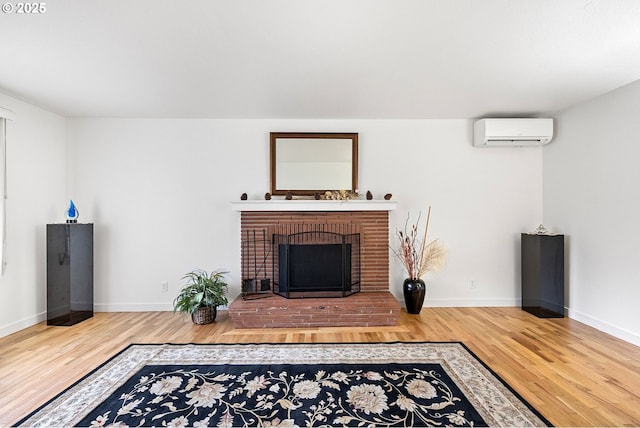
228, 200, 401, 328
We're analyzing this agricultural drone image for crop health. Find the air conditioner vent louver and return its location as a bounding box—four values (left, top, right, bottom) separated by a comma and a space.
473, 118, 554, 147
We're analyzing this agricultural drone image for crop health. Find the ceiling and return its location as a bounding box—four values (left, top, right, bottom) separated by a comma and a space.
2, 0, 640, 119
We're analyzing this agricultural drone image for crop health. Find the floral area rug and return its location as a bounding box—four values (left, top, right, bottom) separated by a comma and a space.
15, 342, 551, 427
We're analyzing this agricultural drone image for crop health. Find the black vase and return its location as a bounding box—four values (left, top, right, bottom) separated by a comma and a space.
403, 278, 426, 314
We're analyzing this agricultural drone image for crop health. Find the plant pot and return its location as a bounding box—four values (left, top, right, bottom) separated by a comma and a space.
403, 278, 426, 314
191, 306, 217, 325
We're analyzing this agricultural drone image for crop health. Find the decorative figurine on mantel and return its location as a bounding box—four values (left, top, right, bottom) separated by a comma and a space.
240, 193, 248, 200
366, 191, 373, 200
264, 192, 271, 200
320, 190, 359, 200
384, 193, 393, 200
66, 200, 79, 223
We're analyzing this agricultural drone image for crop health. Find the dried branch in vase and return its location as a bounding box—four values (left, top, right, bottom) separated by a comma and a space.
391, 206, 446, 280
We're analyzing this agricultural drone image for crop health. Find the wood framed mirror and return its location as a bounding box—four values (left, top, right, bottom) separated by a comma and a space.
270, 132, 358, 196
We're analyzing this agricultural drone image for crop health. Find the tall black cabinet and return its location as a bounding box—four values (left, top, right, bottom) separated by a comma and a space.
47, 223, 94, 326
521, 233, 564, 318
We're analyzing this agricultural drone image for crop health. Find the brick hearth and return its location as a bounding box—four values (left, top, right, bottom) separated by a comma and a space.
230, 205, 401, 328
228, 292, 400, 328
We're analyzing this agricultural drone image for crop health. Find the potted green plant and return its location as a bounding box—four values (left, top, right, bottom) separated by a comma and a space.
173, 268, 229, 324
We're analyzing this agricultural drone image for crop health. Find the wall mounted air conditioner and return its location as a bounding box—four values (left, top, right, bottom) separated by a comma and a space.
473, 118, 554, 147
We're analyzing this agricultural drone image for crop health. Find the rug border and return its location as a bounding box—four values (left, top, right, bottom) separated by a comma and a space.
14, 341, 553, 427
13, 343, 139, 427
455, 342, 554, 427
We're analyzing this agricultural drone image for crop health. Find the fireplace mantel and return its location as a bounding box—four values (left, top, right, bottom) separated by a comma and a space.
231, 200, 397, 212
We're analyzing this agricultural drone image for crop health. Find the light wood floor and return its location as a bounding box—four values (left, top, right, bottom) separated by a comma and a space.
1, 308, 639, 427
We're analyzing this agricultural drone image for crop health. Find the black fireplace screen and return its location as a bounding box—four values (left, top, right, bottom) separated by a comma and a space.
272, 230, 361, 298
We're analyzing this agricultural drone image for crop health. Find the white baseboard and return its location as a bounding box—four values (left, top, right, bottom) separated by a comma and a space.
94, 303, 231, 312
0, 312, 47, 338
425, 297, 520, 307
94, 303, 174, 312
567, 308, 640, 347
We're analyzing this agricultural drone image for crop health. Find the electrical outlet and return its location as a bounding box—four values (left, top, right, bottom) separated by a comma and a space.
469, 280, 476, 289
161, 282, 169, 292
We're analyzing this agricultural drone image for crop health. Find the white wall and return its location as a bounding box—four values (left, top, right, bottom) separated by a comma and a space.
66, 119, 543, 311
0, 93, 67, 337
5, 90, 638, 347
544, 80, 640, 346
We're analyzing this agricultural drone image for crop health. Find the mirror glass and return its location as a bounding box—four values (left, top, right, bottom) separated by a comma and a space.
270, 132, 358, 196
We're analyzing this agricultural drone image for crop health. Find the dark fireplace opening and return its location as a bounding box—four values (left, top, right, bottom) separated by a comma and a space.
279, 243, 351, 292
273, 230, 360, 298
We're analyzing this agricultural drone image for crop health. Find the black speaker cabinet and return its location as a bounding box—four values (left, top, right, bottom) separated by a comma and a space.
521, 233, 564, 318
47, 223, 94, 326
